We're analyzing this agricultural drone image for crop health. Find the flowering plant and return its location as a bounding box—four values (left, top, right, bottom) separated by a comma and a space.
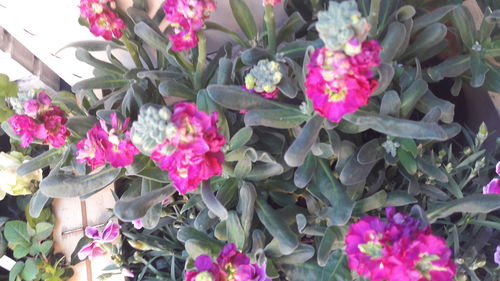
1, 0, 500, 280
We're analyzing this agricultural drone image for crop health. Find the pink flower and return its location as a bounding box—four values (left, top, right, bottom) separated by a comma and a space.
77, 113, 139, 169
185, 255, 226, 281
122, 268, 134, 278
78, 221, 120, 260
151, 103, 225, 194
8, 115, 47, 148
216, 243, 271, 281
495, 245, 500, 266
483, 178, 500, 194
263, 0, 282, 6
163, 0, 216, 51
496, 161, 500, 176
79, 0, 125, 40
345, 208, 456, 281
304, 41, 381, 122
132, 219, 143, 230
39, 107, 70, 147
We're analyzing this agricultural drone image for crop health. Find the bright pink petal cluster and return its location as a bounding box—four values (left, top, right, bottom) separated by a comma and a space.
8, 92, 69, 148
185, 243, 271, 281
263, 0, 282, 6
78, 221, 120, 260
151, 103, 225, 194
495, 246, 500, 266
483, 161, 500, 194
77, 112, 139, 170
345, 207, 456, 281
79, 0, 125, 40
305, 40, 381, 122
163, 0, 216, 51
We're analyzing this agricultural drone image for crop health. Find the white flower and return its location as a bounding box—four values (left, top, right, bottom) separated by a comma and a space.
381, 139, 400, 158
0, 151, 42, 199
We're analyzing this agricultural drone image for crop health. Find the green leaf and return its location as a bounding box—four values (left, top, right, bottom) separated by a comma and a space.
469, 51, 489, 88
277, 244, 315, 264
29, 190, 50, 219
72, 76, 129, 92
427, 194, 500, 223
21, 258, 39, 281
320, 251, 350, 281
380, 22, 406, 62
0, 74, 18, 98
114, 186, 176, 221
412, 5, 456, 34
75, 48, 125, 75
201, 181, 228, 220
56, 40, 123, 53
137, 167, 171, 183
229, 0, 257, 40
66, 116, 98, 138
452, 5, 475, 48
417, 158, 448, 183
398, 138, 417, 157
238, 181, 256, 236
229, 127, 253, 150
158, 80, 195, 100
372, 63, 395, 96
244, 108, 307, 129
340, 152, 377, 186
398, 149, 417, 175
385, 191, 417, 207
34, 222, 53, 241
17, 148, 64, 177
13, 243, 30, 259
294, 153, 315, 188
226, 211, 245, 249
427, 55, 470, 81
136, 70, 184, 81
217, 58, 233, 85
353, 190, 388, 214
207, 85, 290, 111
416, 91, 455, 124
40, 167, 121, 198
4, 221, 31, 245
284, 115, 324, 167
38, 240, 53, 257
278, 40, 323, 60
277, 12, 306, 44
400, 79, 429, 118
9, 262, 24, 281
344, 111, 449, 140
134, 21, 170, 57
241, 48, 273, 66
317, 227, 344, 266
256, 198, 299, 255
402, 23, 447, 60
357, 139, 385, 164
140, 179, 162, 229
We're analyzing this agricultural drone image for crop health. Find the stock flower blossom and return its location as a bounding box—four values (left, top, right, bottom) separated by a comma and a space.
163, 0, 216, 51
132, 219, 143, 230
8, 91, 69, 147
185, 255, 225, 281
304, 41, 381, 122
78, 221, 120, 260
496, 161, 500, 176
151, 103, 225, 194
495, 246, 500, 266
345, 207, 456, 281
483, 178, 500, 194
79, 0, 125, 40
244, 59, 283, 100
77, 113, 139, 170
263, 0, 282, 6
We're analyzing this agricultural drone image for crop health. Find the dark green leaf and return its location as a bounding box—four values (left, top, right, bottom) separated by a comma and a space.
277, 12, 306, 43
114, 186, 176, 221
17, 148, 64, 177
72, 76, 129, 92
244, 108, 307, 129
229, 0, 257, 40
427, 194, 500, 223
158, 80, 195, 100
201, 181, 228, 220
285, 115, 323, 167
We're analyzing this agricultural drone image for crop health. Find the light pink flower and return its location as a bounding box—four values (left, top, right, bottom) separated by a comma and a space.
78, 221, 120, 260
132, 219, 143, 230
77, 113, 139, 170
79, 0, 125, 40
483, 178, 500, 194
496, 161, 500, 176
304, 41, 381, 122
163, 0, 216, 51
151, 103, 225, 194
263, 0, 282, 6
495, 246, 500, 266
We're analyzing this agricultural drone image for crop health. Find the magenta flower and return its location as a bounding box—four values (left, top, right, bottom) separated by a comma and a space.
77, 113, 139, 170
78, 221, 120, 260
495, 246, 500, 266
8, 92, 69, 148
483, 178, 500, 194
216, 243, 271, 281
496, 162, 500, 176
151, 103, 225, 194
263, 0, 282, 6
304, 41, 381, 122
79, 0, 125, 40
185, 255, 226, 281
163, 0, 216, 51
345, 207, 456, 281
132, 219, 143, 230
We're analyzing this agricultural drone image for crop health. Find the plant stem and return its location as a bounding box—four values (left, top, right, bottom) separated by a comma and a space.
121, 34, 143, 68
264, 5, 277, 54
194, 31, 207, 91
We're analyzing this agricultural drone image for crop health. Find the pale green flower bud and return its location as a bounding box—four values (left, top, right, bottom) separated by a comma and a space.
316, 0, 370, 51
131, 105, 173, 156
0, 151, 42, 200
245, 59, 283, 93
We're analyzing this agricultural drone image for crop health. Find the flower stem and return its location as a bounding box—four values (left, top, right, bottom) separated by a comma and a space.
264, 5, 277, 54
121, 34, 143, 68
194, 31, 207, 91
